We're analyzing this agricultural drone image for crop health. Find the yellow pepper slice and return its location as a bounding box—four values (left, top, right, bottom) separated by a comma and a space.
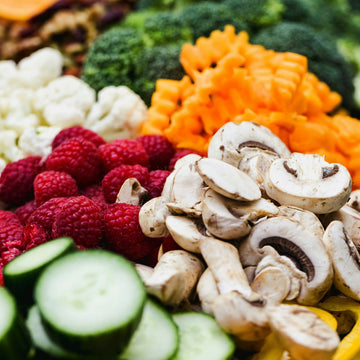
320, 296, 360, 360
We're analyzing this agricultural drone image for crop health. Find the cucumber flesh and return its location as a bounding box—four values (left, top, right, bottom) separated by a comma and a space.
119, 298, 179, 360
172, 312, 235, 360
35, 249, 146, 356
0, 287, 34, 360
3, 237, 78, 309
26, 305, 102, 360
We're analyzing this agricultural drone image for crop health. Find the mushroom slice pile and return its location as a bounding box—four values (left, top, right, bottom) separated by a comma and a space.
323, 220, 360, 301
195, 157, 261, 201
239, 216, 333, 305
267, 304, 339, 360
264, 152, 352, 214
208, 121, 291, 168
201, 189, 279, 240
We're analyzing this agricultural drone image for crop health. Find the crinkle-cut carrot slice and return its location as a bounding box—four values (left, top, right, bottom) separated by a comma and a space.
0, 0, 58, 21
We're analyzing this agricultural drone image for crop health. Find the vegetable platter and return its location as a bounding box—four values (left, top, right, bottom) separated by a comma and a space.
1, 0, 360, 359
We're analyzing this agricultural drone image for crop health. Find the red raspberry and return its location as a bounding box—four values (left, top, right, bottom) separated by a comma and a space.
1, 247, 22, 265
103, 203, 161, 261
52, 126, 106, 149
45, 137, 101, 187
21, 223, 48, 251
102, 164, 149, 203
136, 135, 175, 170
0, 156, 43, 205
51, 196, 103, 248
34, 170, 79, 206
146, 170, 170, 198
80, 184, 108, 211
0, 220, 23, 250
98, 139, 149, 173
28, 197, 68, 235
168, 149, 203, 171
14, 201, 37, 225
0, 210, 22, 225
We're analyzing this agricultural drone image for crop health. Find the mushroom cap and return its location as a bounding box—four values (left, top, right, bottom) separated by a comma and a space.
195, 157, 261, 201
264, 153, 352, 214
267, 304, 339, 360
322, 220, 360, 301
208, 121, 291, 168
238, 216, 333, 305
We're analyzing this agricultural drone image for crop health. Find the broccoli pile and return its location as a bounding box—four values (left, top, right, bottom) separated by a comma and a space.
82, 0, 360, 115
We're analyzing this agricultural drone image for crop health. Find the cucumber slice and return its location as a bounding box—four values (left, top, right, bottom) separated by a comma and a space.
26, 305, 101, 360
34, 249, 146, 357
119, 298, 179, 360
172, 312, 235, 360
0, 287, 34, 360
3, 237, 77, 308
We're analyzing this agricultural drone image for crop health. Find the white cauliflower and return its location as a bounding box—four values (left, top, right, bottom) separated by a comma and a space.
18, 126, 62, 159
0, 130, 25, 162
34, 75, 96, 128
85, 86, 148, 142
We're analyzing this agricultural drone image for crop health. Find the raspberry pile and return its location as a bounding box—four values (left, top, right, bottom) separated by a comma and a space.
0, 126, 200, 283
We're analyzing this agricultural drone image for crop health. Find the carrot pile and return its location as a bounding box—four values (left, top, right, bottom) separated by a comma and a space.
141, 25, 360, 189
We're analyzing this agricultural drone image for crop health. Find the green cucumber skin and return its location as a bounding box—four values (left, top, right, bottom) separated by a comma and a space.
0, 288, 34, 360
3, 237, 78, 310
34, 250, 147, 357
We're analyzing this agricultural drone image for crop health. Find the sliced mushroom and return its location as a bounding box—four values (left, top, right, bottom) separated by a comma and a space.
239, 216, 333, 305
116, 178, 149, 205
173, 153, 202, 170
196, 268, 219, 315
264, 152, 352, 214
167, 158, 207, 217
322, 220, 360, 301
347, 189, 360, 212
134, 263, 154, 283
143, 250, 204, 306
195, 157, 261, 201
165, 215, 213, 253
208, 121, 291, 168
201, 189, 278, 240
267, 304, 339, 360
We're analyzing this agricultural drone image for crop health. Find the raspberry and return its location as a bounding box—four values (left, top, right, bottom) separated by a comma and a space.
136, 135, 175, 170
34, 170, 79, 206
21, 224, 48, 251
0, 220, 23, 250
45, 137, 101, 187
28, 197, 68, 235
0, 156, 43, 205
146, 170, 170, 198
0, 210, 22, 225
102, 164, 149, 203
103, 203, 161, 261
51, 196, 103, 247
80, 184, 108, 211
1, 247, 22, 265
98, 139, 149, 173
52, 126, 106, 149
14, 201, 37, 225
168, 149, 203, 171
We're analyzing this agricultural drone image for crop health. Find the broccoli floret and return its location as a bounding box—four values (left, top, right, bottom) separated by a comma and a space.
223, 0, 284, 31
81, 27, 145, 93
136, 0, 201, 11
133, 44, 186, 105
179, 1, 249, 40
253, 22, 356, 112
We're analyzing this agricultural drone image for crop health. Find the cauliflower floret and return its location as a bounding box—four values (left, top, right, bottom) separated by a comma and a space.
18, 126, 62, 159
85, 86, 148, 142
0, 130, 25, 162
0, 60, 22, 96
34, 75, 96, 128
17, 47, 63, 90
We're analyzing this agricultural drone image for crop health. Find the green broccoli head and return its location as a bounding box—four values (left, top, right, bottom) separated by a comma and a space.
133, 44, 186, 105
81, 27, 145, 93
179, 1, 250, 40
135, 0, 202, 11
253, 22, 356, 112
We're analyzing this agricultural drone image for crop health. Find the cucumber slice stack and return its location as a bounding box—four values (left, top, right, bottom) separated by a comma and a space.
0, 287, 34, 360
3, 237, 78, 309
34, 250, 146, 357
